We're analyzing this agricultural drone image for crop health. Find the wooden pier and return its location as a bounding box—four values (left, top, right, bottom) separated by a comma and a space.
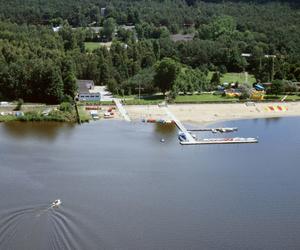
162, 107, 196, 143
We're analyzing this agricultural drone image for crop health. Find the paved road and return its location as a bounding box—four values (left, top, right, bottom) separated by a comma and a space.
96, 86, 113, 102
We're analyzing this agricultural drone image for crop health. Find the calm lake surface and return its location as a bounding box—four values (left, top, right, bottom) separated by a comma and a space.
0, 117, 300, 249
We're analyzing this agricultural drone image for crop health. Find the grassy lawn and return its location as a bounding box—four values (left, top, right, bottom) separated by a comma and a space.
122, 94, 165, 105
208, 72, 256, 86
78, 107, 91, 122
85, 42, 112, 51
117, 93, 238, 104
85, 42, 102, 51
264, 94, 300, 101
175, 94, 238, 103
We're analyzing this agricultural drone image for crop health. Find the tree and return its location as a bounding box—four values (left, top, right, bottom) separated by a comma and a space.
102, 18, 116, 41
270, 80, 284, 96
154, 58, 180, 95
59, 22, 77, 50
44, 64, 64, 104
210, 72, 220, 88
100, 62, 111, 85
62, 58, 77, 98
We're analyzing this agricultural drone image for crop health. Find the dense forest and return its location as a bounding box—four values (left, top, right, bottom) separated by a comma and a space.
0, 0, 299, 103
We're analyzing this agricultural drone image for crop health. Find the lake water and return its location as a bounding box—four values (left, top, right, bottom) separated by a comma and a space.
0, 118, 300, 249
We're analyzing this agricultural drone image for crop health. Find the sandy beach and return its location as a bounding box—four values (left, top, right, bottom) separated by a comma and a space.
125, 102, 300, 125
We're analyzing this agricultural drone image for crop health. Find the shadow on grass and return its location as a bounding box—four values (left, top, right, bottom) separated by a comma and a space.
141, 94, 165, 101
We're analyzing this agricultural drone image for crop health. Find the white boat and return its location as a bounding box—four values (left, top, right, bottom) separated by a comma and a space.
104, 112, 114, 119
51, 199, 62, 208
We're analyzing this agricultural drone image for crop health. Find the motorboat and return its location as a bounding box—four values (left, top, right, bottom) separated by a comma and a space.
51, 199, 62, 208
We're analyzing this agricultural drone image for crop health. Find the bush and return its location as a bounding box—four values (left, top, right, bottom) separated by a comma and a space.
14, 98, 24, 111
59, 102, 73, 112
17, 111, 42, 121
283, 81, 297, 93
239, 92, 249, 100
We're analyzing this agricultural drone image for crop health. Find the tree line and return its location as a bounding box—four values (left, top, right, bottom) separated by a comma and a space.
0, 0, 299, 103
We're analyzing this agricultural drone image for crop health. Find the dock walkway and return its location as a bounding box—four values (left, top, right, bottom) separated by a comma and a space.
162, 106, 195, 143
114, 99, 131, 122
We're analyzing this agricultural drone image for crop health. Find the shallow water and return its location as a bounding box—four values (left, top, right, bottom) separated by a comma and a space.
0, 118, 300, 249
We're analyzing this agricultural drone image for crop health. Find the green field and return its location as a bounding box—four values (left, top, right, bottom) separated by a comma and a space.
118, 93, 238, 104
208, 72, 256, 86
175, 94, 238, 103
85, 42, 103, 51
121, 95, 165, 105
85, 42, 112, 51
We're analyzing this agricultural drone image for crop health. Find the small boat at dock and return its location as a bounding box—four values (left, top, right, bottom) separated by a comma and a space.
178, 132, 187, 142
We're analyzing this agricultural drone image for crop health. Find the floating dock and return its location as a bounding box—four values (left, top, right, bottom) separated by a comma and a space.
160, 106, 258, 146
113, 99, 131, 122
187, 127, 238, 133
180, 137, 258, 145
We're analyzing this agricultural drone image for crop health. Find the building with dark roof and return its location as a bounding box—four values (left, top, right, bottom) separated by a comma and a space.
77, 80, 101, 101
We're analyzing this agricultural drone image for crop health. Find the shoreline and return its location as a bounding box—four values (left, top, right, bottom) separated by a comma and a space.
1, 102, 300, 125
125, 102, 300, 125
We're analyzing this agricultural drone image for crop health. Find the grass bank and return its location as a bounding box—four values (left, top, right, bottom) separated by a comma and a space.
0, 109, 91, 123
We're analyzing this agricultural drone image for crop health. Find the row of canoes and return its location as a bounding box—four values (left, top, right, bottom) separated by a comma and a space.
142, 118, 174, 124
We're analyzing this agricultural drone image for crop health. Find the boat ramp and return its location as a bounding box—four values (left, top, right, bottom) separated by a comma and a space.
113, 99, 131, 122
162, 107, 196, 143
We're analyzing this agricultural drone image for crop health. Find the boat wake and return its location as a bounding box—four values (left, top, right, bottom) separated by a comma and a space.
0, 204, 96, 250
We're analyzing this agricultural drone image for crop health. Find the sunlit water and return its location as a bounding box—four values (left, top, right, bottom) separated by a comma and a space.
0, 118, 300, 249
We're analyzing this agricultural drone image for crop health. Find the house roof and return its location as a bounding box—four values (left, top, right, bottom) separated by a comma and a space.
77, 80, 95, 93
170, 34, 194, 42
